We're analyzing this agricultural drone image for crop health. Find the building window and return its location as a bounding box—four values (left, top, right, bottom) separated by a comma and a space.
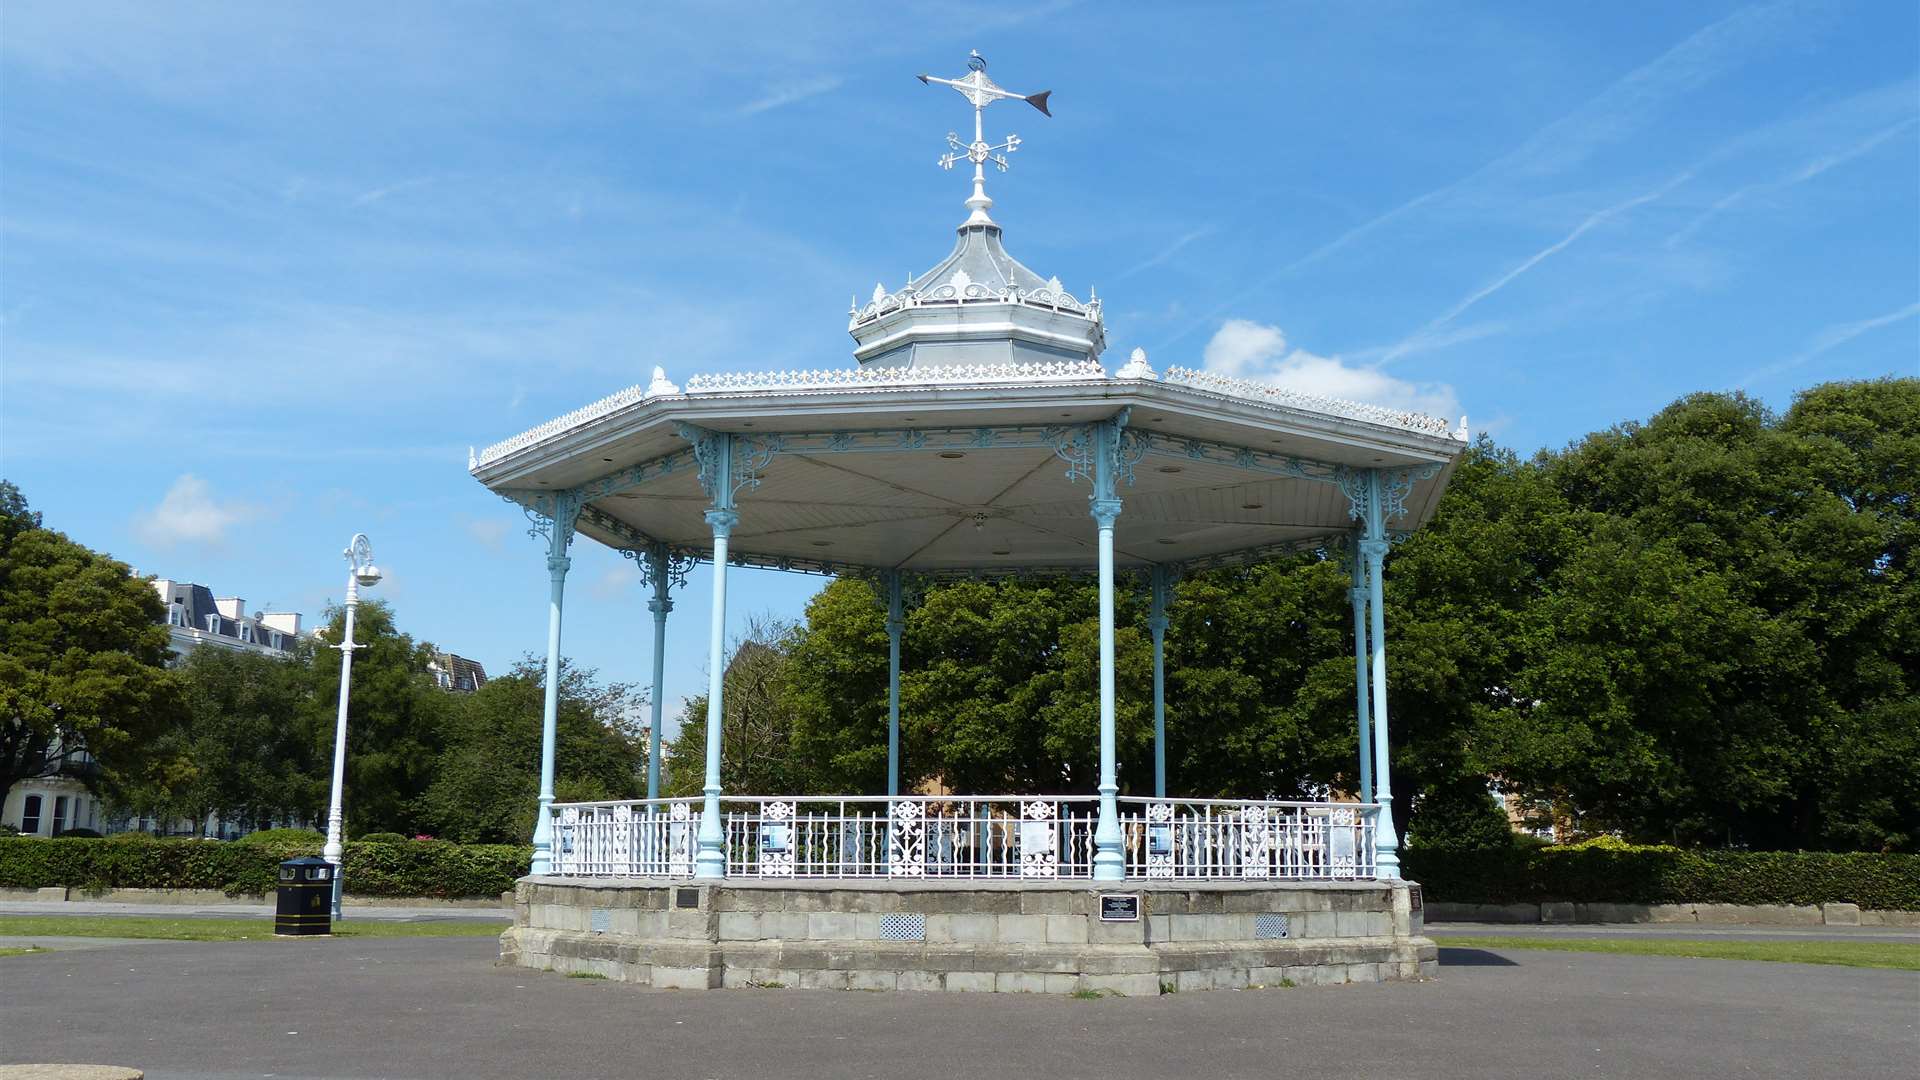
52, 795, 68, 835
21, 794, 41, 835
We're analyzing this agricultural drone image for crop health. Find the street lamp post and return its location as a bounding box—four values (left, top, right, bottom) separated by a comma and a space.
323, 534, 382, 919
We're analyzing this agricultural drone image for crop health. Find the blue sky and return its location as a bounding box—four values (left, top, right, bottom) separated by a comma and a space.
4, 2, 1916, 726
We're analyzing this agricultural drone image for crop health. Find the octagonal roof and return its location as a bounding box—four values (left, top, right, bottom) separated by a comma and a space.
470, 362, 1467, 577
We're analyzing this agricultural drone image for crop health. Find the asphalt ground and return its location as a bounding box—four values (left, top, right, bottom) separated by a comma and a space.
3, 935, 1915, 1079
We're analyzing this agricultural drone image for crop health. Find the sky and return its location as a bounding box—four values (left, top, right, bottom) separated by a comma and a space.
3, 2, 1916, 728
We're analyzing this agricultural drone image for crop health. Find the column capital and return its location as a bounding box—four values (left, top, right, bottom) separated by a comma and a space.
704, 508, 740, 536
546, 554, 572, 579
1348, 585, 1369, 606
1146, 614, 1170, 636
1089, 496, 1123, 526
648, 596, 674, 616
1359, 537, 1390, 562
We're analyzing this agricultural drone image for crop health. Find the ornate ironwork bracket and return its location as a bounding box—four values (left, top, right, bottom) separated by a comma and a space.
514, 489, 583, 553
1043, 424, 1093, 483
623, 542, 698, 592
675, 422, 784, 503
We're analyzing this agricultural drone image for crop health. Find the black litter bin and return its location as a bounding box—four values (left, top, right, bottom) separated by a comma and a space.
275, 856, 334, 936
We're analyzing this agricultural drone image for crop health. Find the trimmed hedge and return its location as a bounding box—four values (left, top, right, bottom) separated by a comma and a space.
0, 836, 529, 899
1402, 846, 1920, 911
7, 836, 1911, 909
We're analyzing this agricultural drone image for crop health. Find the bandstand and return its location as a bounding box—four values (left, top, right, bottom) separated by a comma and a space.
472, 55, 1464, 993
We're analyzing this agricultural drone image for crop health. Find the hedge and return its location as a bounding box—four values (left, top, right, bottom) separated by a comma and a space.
0, 836, 529, 899
7, 836, 1913, 909
1402, 846, 1920, 911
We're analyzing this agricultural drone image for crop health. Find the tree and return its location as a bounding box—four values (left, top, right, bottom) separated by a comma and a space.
116, 645, 324, 831
666, 617, 816, 798
413, 659, 647, 843
1452, 382, 1918, 850
0, 482, 185, 802
306, 600, 452, 837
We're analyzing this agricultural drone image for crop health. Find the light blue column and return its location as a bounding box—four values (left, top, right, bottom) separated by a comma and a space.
1349, 545, 1373, 805
695, 436, 738, 880
1090, 420, 1126, 880
644, 545, 673, 803
1147, 564, 1171, 800
529, 501, 577, 876
1362, 470, 1400, 879
885, 570, 904, 798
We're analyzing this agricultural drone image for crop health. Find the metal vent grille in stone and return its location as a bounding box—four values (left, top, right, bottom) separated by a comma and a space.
880, 913, 926, 941
1254, 913, 1290, 939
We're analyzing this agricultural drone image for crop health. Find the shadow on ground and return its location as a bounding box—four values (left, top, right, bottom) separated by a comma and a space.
1436, 946, 1519, 967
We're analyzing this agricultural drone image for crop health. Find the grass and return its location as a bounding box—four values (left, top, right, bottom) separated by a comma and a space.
0, 915, 508, 943
0, 946, 47, 957
566, 971, 607, 979
1442, 935, 1920, 972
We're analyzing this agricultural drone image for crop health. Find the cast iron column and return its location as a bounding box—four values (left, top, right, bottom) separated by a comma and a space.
695, 435, 737, 880
1148, 563, 1171, 800
1349, 544, 1373, 804
1362, 470, 1399, 878
1091, 419, 1125, 880
886, 570, 905, 798
530, 504, 577, 876
645, 545, 673, 803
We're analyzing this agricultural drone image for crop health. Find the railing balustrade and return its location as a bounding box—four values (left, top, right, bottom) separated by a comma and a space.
546, 795, 1377, 881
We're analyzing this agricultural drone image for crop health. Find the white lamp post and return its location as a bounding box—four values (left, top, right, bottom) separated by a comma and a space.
322, 534, 382, 919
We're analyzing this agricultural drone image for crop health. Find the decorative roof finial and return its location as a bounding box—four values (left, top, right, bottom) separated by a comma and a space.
917, 51, 1051, 228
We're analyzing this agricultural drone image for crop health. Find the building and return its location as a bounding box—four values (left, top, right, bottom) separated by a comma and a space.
1, 758, 105, 838
150, 579, 302, 659
427, 649, 489, 693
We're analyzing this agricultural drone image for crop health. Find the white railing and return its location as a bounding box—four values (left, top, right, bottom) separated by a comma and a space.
1116, 797, 1376, 880
547, 796, 1378, 881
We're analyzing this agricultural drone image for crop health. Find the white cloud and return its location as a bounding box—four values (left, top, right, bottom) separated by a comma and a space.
464, 518, 509, 551
1202, 319, 1461, 422
1738, 300, 1920, 388
132, 474, 257, 549
590, 562, 640, 600
735, 76, 843, 117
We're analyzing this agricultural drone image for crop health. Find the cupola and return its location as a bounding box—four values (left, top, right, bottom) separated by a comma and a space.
847, 52, 1105, 369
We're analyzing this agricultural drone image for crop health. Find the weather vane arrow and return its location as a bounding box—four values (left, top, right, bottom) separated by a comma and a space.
916, 50, 1051, 227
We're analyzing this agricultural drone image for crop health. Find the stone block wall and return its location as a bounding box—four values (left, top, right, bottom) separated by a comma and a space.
502, 877, 1436, 995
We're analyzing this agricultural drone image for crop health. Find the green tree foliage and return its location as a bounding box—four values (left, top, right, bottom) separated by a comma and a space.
1472, 382, 1918, 850
412, 660, 646, 843
666, 618, 817, 797
306, 600, 452, 838
0, 482, 185, 801
116, 646, 324, 831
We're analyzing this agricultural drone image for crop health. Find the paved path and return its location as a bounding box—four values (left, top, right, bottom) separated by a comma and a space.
2, 936, 1913, 1079
0, 900, 508, 922
1427, 921, 1920, 944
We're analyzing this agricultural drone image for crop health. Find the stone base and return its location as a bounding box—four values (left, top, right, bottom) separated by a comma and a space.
502, 877, 1436, 995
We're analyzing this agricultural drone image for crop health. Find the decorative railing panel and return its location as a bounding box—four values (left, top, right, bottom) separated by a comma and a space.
545, 796, 1376, 881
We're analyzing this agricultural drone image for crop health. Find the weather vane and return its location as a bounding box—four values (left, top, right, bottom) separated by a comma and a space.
917, 51, 1051, 226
